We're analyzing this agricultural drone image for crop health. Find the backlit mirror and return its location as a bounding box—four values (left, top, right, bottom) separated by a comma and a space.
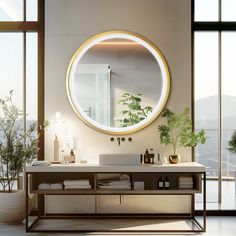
66, 31, 170, 134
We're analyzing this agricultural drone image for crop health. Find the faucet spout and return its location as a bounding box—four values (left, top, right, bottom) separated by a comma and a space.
117, 137, 121, 146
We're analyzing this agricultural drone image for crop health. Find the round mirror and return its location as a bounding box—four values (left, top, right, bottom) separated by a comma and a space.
66, 31, 170, 134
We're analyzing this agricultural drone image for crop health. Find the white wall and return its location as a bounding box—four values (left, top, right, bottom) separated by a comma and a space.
45, 0, 191, 163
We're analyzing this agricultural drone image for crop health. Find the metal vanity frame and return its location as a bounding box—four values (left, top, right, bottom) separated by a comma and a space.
25, 164, 206, 233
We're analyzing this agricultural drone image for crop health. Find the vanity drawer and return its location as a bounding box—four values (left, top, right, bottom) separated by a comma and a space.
45, 195, 95, 213
97, 195, 191, 214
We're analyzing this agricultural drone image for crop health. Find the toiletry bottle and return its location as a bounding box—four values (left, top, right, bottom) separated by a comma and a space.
54, 135, 59, 162
158, 176, 164, 189
164, 176, 170, 189
60, 149, 65, 163
155, 153, 162, 165
144, 149, 150, 164
70, 149, 75, 163
149, 148, 155, 164
140, 154, 143, 164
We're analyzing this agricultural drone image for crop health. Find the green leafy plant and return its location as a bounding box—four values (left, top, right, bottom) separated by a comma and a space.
228, 131, 236, 153
158, 107, 207, 155
118, 93, 153, 127
0, 91, 48, 192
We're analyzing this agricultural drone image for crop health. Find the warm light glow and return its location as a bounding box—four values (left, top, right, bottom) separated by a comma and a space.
97, 42, 139, 45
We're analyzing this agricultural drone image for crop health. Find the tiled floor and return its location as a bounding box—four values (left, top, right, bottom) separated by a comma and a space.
0, 217, 236, 236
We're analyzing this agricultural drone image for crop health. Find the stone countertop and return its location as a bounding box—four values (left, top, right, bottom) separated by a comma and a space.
26, 162, 206, 173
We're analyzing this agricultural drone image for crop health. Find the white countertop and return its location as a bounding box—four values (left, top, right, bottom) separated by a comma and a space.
26, 162, 206, 173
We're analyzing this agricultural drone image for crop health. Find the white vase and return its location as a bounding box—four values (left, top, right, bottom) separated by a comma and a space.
0, 190, 26, 223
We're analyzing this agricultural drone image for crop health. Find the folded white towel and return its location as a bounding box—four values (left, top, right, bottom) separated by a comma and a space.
64, 179, 90, 186
179, 177, 193, 181
64, 185, 91, 190
119, 174, 130, 181
179, 182, 193, 185
179, 184, 193, 187
179, 186, 193, 189
50, 183, 63, 190
98, 180, 131, 186
179, 184, 193, 186
98, 185, 131, 190
38, 183, 50, 190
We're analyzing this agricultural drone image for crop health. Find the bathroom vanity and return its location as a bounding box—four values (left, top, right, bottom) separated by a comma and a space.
25, 162, 206, 233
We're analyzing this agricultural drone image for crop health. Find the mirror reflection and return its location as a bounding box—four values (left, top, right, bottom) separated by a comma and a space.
73, 38, 163, 128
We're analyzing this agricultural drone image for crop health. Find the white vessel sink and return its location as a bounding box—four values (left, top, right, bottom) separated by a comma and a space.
99, 154, 141, 166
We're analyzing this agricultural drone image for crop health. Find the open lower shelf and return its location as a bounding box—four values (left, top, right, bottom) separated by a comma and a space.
31, 188, 200, 195
31, 189, 96, 194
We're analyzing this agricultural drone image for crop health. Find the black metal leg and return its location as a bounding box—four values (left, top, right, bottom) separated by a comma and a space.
203, 172, 206, 232
25, 172, 29, 232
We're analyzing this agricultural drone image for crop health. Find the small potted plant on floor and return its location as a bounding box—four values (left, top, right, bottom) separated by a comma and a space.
0, 91, 46, 223
158, 107, 207, 164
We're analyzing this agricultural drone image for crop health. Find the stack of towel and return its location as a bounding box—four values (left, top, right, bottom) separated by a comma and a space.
38, 183, 63, 190
98, 174, 131, 190
179, 176, 194, 189
63, 179, 91, 189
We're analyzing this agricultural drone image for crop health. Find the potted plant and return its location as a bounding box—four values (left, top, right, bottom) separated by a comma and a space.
158, 107, 207, 164
0, 91, 46, 223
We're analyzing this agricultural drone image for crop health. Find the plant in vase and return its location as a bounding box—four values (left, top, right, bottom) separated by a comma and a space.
0, 91, 48, 223
158, 107, 207, 164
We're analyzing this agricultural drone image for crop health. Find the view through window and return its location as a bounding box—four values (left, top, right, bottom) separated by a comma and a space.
194, 0, 236, 209
0, 0, 41, 190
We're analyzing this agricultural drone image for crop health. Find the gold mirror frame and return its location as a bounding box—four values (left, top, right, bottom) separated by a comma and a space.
66, 31, 170, 135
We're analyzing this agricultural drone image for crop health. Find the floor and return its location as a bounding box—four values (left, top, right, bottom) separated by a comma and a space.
0, 217, 236, 236
196, 180, 236, 210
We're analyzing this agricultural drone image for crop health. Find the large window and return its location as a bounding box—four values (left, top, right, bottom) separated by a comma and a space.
194, 0, 236, 209
0, 1, 44, 162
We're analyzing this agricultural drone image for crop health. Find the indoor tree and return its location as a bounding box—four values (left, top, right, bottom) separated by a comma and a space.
0, 90, 48, 192
158, 107, 207, 158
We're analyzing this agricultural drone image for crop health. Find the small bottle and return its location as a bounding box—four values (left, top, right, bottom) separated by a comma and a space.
54, 135, 59, 162
70, 149, 75, 163
144, 149, 150, 164
149, 148, 155, 164
140, 154, 143, 164
158, 176, 164, 189
164, 176, 170, 189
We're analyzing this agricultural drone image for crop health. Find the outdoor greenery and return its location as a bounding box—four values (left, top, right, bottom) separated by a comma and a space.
228, 131, 236, 153
158, 107, 207, 154
0, 91, 48, 192
118, 93, 153, 127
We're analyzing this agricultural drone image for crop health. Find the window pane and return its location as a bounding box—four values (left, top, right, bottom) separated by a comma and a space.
0, 33, 23, 110
222, 32, 236, 179
0, 0, 23, 21
26, 32, 38, 124
26, 0, 38, 21
222, 0, 236, 21
195, 0, 219, 22
194, 32, 219, 202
